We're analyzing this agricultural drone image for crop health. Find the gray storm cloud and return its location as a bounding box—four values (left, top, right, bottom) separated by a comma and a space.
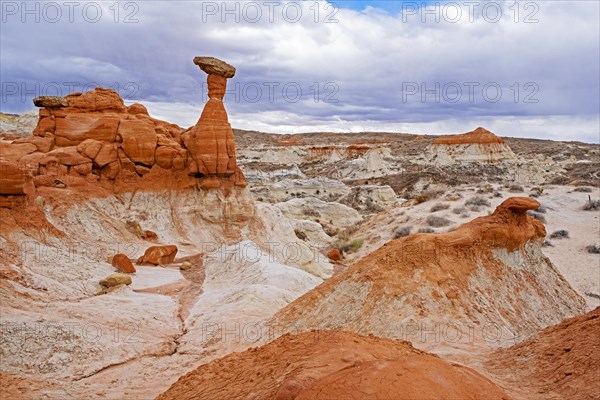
1, 0, 598, 142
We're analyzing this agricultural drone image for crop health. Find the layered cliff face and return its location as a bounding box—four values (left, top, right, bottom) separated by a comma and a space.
157, 330, 510, 400
426, 127, 516, 165
270, 197, 587, 353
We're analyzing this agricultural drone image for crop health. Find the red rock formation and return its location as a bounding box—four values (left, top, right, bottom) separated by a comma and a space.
182, 57, 243, 183
270, 197, 587, 348
111, 253, 136, 273
487, 307, 600, 399
157, 330, 510, 400
0, 161, 35, 208
0, 57, 248, 207
327, 248, 342, 262
434, 127, 506, 145
137, 245, 178, 265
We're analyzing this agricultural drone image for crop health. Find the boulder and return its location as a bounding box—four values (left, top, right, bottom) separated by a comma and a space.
99, 273, 132, 287
193, 56, 236, 78
77, 139, 103, 160
54, 114, 120, 146
65, 88, 127, 113
32, 117, 56, 136
14, 136, 55, 153
327, 248, 342, 262
137, 245, 178, 265
118, 119, 157, 166
127, 103, 149, 115
156, 146, 177, 169
0, 142, 37, 161
111, 253, 136, 273
93, 143, 118, 168
33, 96, 68, 108
46, 147, 92, 166
0, 160, 34, 195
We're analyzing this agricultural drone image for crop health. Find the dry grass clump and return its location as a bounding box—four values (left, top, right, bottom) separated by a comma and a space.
426, 215, 451, 227
465, 196, 491, 207
586, 245, 600, 254
574, 187, 593, 193
430, 203, 450, 213
418, 227, 435, 233
508, 184, 524, 193
527, 211, 546, 223
549, 230, 569, 239
583, 199, 600, 211
394, 226, 412, 239
452, 206, 467, 214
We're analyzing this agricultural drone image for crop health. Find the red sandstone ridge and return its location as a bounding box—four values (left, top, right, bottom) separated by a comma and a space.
486, 307, 600, 399
157, 330, 510, 400
269, 197, 587, 349
0, 56, 247, 208
434, 127, 506, 145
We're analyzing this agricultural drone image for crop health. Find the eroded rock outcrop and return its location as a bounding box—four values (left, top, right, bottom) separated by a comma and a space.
0, 57, 247, 208
426, 127, 516, 165
270, 197, 587, 351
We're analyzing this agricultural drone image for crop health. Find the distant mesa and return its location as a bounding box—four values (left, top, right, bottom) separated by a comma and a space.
426, 127, 516, 164
434, 126, 506, 145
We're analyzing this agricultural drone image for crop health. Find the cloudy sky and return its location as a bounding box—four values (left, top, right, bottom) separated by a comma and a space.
1, 0, 599, 142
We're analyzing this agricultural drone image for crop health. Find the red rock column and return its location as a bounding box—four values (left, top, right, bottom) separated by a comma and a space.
183, 57, 238, 177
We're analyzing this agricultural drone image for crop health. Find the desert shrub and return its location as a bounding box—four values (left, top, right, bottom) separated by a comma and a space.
583, 199, 600, 211
527, 211, 546, 223
529, 193, 539, 198
476, 185, 494, 194
365, 198, 385, 213
430, 203, 450, 213
414, 194, 429, 204
394, 226, 412, 238
349, 238, 364, 252
468, 205, 482, 212
294, 229, 307, 241
444, 193, 462, 201
465, 196, 491, 207
543, 240, 554, 247
426, 215, 451, 227
302, 207, 320, 217
549, 230, 570, 239
586, 245, 600, 254
509, 184, 524, 192
418, 227, 435, 233
537, 205, 548, 213
530, 187, 544, 195
574, 187, 593, 193
493, 191, 503, 198
452, 207, 467, 215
